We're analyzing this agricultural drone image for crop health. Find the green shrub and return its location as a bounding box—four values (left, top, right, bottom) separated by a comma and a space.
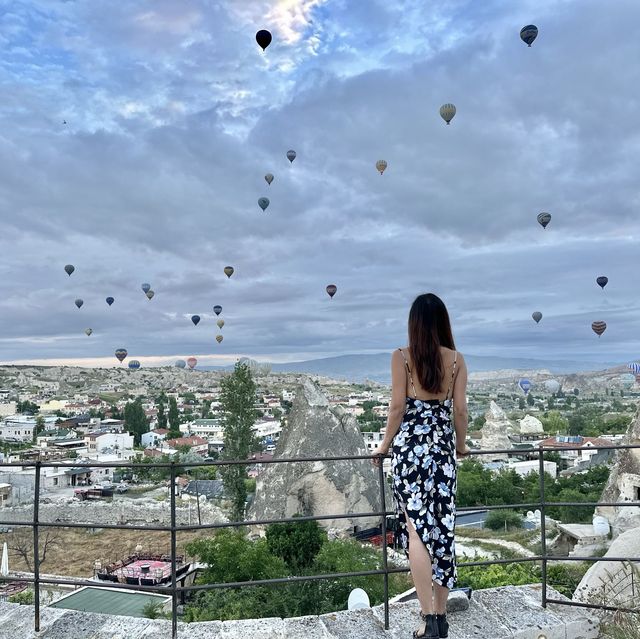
484, 509, 524, 531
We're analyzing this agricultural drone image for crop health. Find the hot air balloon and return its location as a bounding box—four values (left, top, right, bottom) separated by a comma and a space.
265, 173, 274, 185
64, 264, 75, 276
213, 305, 222, 316
573, 388, 580, 396
128, 360, 141, 370
518, 378, 532, 395
85, 328, 93, 336
326, 284, 337, 298
141, 283, 151, 294
627, 362, 640, 375
258, 197, 270, 211
115, 348, 128, 363
75, 299, 83, 309
217, 319, 225, 329
286, 150, 296, 163
596, 276, 608, 290
520, 25, 538, 47
224, 266, 234, 278
591, 321, 607, 337
376, 160, 387, 175
537, 212, 551, 229
545, 379, 560, 394
439, 103, 456, 125
619, 373, 635, 389
175, 359, 186, 369
256, 29, 272, 50
187, 357, 197, 369
146, 290, 155, 300
216, 335, 223, 344
532, 311, 542, 324
191, 315, 201, 326
106, 297, 114, 306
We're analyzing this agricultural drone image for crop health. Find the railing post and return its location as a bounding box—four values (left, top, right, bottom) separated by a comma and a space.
538, 447, 547, 608
170, 462, 178, 639
33, 460, 41, 632
377, 457, 390, 630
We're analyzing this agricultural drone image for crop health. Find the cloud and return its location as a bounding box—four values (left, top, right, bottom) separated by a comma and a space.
0, 0, 639, 368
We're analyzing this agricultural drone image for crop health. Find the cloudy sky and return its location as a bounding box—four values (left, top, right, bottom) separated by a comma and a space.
1, 0, 639, 368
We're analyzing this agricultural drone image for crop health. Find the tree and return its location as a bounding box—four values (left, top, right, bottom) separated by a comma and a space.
124, 398, 149, 446
484, 509, 524, 531
265, 518, 327, 572
32, 415, 45, 443
526, 393, 535, 407
219, 362, 260, 522
157, 393, 168, 430
8, 528, 61, 572
16, 400, 39, 414
168, 397, 180, 434
518, 397, 526, 410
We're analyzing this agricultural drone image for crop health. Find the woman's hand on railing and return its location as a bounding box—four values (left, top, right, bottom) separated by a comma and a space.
371, 444, 390, 467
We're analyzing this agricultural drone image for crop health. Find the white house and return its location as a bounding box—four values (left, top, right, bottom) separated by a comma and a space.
141, 428, 169, 448
84, 431, 134, 455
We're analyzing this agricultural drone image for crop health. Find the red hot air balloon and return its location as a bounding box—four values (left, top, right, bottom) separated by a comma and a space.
591, 321, 607, 337
187, 357, 197, 369
326, 284, 337, 298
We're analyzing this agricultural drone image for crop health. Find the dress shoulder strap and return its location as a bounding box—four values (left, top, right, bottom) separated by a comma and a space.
445, 351, 458, 401
398, 348, 417, 398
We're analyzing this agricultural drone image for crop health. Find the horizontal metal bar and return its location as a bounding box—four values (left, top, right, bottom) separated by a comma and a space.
546, 556, 640, 563
0, 440, 637, 470
0, 519, 172, 532
541, 501, 640, 507
546, 597, 640, 614
0, 574, 172, 594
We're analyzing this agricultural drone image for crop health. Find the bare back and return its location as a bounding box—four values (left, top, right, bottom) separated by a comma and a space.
399, 346, 459, 401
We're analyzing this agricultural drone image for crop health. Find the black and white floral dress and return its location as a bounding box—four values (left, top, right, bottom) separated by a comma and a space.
390, 348, 458, 589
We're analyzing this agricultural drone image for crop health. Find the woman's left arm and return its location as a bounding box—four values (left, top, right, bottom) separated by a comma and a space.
374, 350, 406, 456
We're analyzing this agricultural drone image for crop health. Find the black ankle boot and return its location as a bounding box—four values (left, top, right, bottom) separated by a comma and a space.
435, 613, 449, 638
413, 612, 439, 639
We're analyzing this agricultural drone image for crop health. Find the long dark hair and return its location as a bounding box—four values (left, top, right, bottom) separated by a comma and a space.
408, 293, 456, 393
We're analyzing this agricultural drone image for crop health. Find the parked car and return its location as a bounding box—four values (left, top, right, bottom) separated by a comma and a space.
115, 484, 128, 494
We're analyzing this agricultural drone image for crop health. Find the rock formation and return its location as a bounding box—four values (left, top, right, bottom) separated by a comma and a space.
249, 378, 389, 533
596, 405, 640, 536
573, 527, 640, 608
479, 401, 514, 461
518, 414, 544, 436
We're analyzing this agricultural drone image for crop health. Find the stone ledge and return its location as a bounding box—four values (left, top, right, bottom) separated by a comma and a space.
0, 584, 600, 639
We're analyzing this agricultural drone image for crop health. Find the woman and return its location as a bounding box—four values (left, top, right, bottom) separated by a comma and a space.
372, 293, 469, 639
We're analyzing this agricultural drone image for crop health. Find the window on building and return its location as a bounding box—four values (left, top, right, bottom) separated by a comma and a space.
635, 485, 640, 502
53, 478, 58, 486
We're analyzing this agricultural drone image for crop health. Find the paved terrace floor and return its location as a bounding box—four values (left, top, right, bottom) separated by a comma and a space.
0, 584, 601, 639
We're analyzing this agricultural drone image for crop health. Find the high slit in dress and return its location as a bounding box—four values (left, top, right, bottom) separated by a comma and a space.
390, 348, 458, 589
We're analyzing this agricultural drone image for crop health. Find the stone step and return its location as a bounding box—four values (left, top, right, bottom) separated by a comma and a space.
0, 584, 601, 639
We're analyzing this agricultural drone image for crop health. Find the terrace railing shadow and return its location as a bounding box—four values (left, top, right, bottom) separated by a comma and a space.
1, 442, 639, 638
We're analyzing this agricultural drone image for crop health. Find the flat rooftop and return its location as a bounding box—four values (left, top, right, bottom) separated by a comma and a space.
49, 586, 170, 618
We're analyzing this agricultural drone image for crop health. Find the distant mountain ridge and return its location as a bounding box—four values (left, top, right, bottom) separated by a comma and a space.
201, 352, 620, 383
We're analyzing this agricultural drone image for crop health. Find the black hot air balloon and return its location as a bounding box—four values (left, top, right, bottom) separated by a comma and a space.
256, 30, 272, 51
520, 25, 538, 47
191, 315, 201, 326
64, 264, 75, 276
537, 212, 551, 229
532, 311, 542, 324
224, 266, 234, 278
106, 297, 114, 306
326, 284, 337, 298
115, 348, 128, 363
213, 305, 222, 316
596, 276, 608, 290
75, 299, 84, 309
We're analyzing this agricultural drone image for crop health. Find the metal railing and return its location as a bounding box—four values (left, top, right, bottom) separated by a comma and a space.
0, 441, 639, 637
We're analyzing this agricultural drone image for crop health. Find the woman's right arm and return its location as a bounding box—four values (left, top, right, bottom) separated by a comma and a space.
452, 354, 469, 455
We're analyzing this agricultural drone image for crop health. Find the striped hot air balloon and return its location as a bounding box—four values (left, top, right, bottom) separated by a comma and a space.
115, 348, 128, 363
627, 362, 640, 375
591, 321, 607, 337
439, 103, 456, 125
376, 160, 388, 175
537, 212, 551, 229
128, 360, 141, 370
